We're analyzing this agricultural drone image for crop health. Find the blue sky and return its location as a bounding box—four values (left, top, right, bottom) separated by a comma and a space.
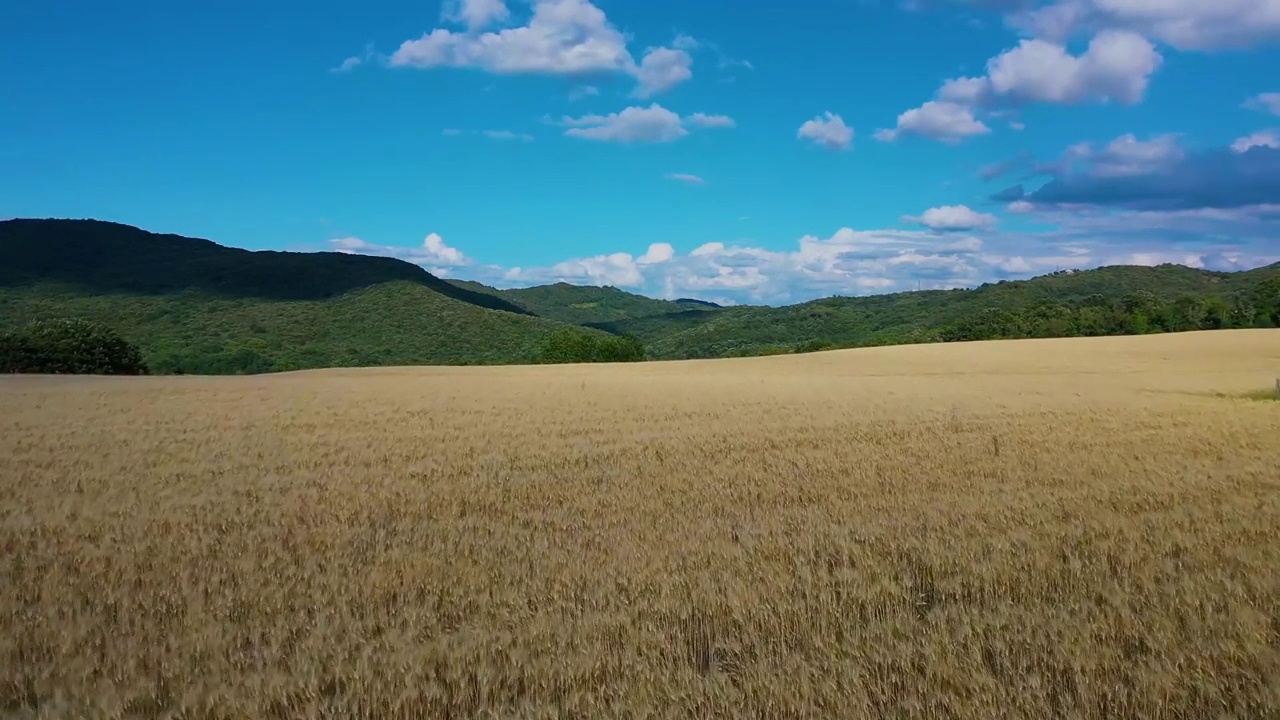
3, 0, 1279, 305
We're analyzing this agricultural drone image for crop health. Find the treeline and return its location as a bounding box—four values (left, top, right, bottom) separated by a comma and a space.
0, 320, 647, 375
536, 329, 645, 364
938, 287, 1278, 343
0, 319, 148, 375
681, 284, 1280, 358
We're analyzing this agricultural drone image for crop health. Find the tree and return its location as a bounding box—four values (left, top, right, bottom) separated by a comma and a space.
1257, 277, 1280, 327
0, 319, 148, 375
537, 329, 645, 364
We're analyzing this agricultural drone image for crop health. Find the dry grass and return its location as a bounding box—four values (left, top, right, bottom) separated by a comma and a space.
3, 329, 1280, 719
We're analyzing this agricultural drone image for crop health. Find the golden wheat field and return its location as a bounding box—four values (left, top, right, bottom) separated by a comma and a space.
3, 330, 1280, 719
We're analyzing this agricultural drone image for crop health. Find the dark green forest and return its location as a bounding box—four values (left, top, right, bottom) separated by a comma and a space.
2, 219, 1277, 374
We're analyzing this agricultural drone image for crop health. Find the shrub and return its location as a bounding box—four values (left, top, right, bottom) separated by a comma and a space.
0, 319, 148, 375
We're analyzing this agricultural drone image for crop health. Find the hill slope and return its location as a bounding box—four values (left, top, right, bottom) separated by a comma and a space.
0, 219, 531, 315
447, 279, 709, 325
0, 220, 590, 373
595, 265, 1280, 359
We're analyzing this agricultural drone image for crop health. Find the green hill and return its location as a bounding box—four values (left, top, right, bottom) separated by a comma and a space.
1, 219, 531, 314
0, 220, 593, 373
594, 265, 1280, 359
447, 279, 709, 325
4, 218, 1277, 372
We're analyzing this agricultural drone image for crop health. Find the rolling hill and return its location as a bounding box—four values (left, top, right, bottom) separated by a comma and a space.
590, 265, 1280, 359
446, 279, 711, 325
0, 219, 595, 373
3, 218, 1277, 372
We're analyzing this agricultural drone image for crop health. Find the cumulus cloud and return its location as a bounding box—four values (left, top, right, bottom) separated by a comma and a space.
904, 205, 1000, 231
881, 29, 1159, 141
385, 0, 693, 97
637, 242, 675, 264
1231, 130, 1280, 154
797, 112, 855, 150
333, 217, 1276, 306
1245, 93, 1280, 116
557, 104, 733, 143
983, 31, 1161, 104
441, 0, 510, 29
1008, 0, 1280, 51
875, 101, 990, 143
633, 47, 693, 98
330, 233, 471, 268
666, 173, 706, 184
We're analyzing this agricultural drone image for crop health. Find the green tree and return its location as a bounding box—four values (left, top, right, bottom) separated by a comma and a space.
537, 329, 645, 364
0, 319, 147, 375
1257, 277, 1280, 327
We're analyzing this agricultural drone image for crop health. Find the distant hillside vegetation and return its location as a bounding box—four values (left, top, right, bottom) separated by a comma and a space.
0, 220, 598, 373
4, 218, 1276, 371
446, 280, 713, 325
0, 219, 531, 315
593, 266, 1280, 359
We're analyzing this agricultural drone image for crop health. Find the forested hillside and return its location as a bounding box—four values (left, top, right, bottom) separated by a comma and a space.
4, 218, 1277, 372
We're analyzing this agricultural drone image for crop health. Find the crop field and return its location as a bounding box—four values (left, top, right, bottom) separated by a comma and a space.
2, 329, 1280, 719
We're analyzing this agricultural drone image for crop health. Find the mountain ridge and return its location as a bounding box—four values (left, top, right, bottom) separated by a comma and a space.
2, 218, 1277, 372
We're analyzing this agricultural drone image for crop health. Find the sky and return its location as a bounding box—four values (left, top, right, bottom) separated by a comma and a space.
3, 0, 1280, 305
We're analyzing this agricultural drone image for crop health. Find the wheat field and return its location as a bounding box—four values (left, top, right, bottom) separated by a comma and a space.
2, 330, 1280, 719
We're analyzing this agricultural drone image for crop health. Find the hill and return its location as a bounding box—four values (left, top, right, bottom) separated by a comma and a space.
0, 220, 592, 373
3, 218, 1277, 372
593, 265, 1280, 359
1, 219, 531, 315
446, 279, 711, 325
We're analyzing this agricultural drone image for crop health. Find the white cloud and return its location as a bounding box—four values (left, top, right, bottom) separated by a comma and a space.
386, 0, 693, 97
332, 43, 378, 74
562, 104, 687, 143
903, 205, 1000, 231
1008, 200, 1036, 213
672, 34, 700, 52
558, 104, 734, 143
1010, 0, 1280, 51
332, 216, 1276, 306
633, 47, 693, 98
331, 56, 363, 73
882, 29, 1159, 141
442, 0, 510, 30
875, 102, 990, 143
569, 84, 600, 101
666, 173, 706, 184
686, 113, 736, 128
509, 252, 647, 287
482, 129, 534, 141
1090, 133, 1184, 176
329, 233, 471, 268
983, 31, 1161, 105
797, 112, 855, 150
938, 76, 990, 104
637, 242, 675, 264
1231, 130, 1280, 154
1244, 92, 1280, 116
421, 233, 468, 266
443, 128, 535, 141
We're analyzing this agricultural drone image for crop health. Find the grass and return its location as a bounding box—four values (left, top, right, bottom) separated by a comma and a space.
2, 329, 1280, 718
